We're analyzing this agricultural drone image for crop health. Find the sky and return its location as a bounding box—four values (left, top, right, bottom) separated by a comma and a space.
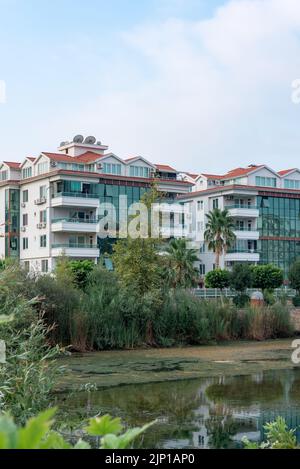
0, 0, 300, 174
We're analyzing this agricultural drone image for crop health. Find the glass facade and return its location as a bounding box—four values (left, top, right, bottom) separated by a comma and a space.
5, 188, 20, 258
257, 195, 300, 276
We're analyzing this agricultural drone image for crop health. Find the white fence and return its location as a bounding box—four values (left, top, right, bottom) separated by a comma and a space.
193, 287, 296, 299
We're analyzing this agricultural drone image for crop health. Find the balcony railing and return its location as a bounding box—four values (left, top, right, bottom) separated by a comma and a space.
227, 249, 259, 254
52, 218, 98, 224
52, 192, 99, 199
234, 227, 257, 232
227, 204, 258, 210
52, 243, 98, 249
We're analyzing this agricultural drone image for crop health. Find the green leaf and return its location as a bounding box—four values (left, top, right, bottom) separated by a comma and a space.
85, 415, 123, 437
40, 431, 72, 449
18, 408, 57, 449
0, 415, 18, 449
73, 439, 91, 450
100, 421, 156, 449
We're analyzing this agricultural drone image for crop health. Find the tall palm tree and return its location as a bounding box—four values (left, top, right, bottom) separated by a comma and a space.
164, 238, 199, 288
204, 208, 236, 268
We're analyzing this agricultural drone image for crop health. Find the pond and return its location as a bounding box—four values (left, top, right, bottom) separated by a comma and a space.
56, 368, 300, 449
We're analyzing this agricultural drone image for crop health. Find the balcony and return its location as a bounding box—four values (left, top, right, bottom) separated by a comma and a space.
233, 228, 260, 240
51, 192, 99, 209
226, 204, 259, 218
225, 249, 260, 263
51, 243, 100, 258
51, 218, 98, 233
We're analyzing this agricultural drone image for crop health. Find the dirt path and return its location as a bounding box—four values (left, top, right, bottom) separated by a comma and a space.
57, 339, 299, 391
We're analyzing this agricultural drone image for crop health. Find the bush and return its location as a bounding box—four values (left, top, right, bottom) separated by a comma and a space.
263, 289, 276, 306
293, 295, 300, 307
252, 264, 283, 290
229, 264, 253, 292
205, 269, 230, 289
289, 260, 300, 294
233, 293, 250, 308
240, 304, 292, 341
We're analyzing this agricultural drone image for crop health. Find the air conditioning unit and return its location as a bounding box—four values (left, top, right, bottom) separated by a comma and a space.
36, 223, 43, 229
50, 161, 57, 168
96, 163, 102, 170
21, 203, 26, 208
20, 227, 26, 232
42, 223, 47, 229
34, 197, 46, 205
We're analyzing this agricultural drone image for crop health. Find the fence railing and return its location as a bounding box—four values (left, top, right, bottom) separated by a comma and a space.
193, 288, 296, 299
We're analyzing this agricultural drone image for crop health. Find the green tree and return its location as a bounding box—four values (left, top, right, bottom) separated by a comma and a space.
289, 259, 300, 294
205, 269, 230, 289
164, 238, 199, 288
229, 263, 253, 293
204, 208, 236, 268
68, 259, 95, 289
252, 264, 283, 290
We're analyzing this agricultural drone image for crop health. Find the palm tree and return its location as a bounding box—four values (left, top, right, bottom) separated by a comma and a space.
164, 238, 199, 288
204, 208, 236, 269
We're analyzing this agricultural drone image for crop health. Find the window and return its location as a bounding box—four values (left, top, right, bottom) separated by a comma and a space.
130, 166, 149, 178
284, 179, 300, 190
213, 199, 219, 209
40, 210, 47, 223
22, 190, 28, 203
22, 167, 32, 179
22, 214, 28, 226
200, 243, 205, 253
39, 185, 46, 198
23, 238, 28, 250
256, 176, 277, 188
197, 221, 204, 231
197, 201, 204, 211
24, 261, 30, 272
40, 235, 47, 248
41, 260, 48, 273
37, 162, 48, 175
0, 170, 8, 181
199, 264, 206, 276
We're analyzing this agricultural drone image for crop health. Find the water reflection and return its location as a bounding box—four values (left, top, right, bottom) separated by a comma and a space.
57, 368, 300, 449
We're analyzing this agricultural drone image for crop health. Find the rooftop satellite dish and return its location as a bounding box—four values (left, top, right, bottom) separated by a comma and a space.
73, 135, 84, 144
60, 142, 67, 147
84, 136, 96, 145
97, 141, 102, 146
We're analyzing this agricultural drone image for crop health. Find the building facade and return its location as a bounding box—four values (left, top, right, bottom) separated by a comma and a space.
180, 165, 300, 278
0, 136, 192, 273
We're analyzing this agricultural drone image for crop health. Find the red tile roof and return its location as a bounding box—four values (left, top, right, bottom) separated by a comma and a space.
42, 152, 101, 164
201, 173, 223, 179
155, 164, 177, 172
76, 151, 103, 163
222, 165, 264, 179
278, 169, 297, 176
3, 161, 21, 169
27, 157, 36, 162
186, 173, 199, 180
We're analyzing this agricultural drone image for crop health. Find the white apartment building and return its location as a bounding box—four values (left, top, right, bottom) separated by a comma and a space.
0, 135, 193, 273
179, 164, 300, 278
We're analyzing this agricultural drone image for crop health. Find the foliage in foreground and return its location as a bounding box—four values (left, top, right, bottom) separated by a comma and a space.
0, 409, 154, 449
243, 417, 298, 449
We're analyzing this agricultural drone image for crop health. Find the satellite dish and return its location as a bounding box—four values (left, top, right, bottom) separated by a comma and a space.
73, 135, 84, 144
84, 136, 96, 145
60, 142, 67, 147
97, 141, 102, 146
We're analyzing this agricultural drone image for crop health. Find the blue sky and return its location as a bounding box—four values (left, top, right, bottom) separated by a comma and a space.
0, 0, 300, 173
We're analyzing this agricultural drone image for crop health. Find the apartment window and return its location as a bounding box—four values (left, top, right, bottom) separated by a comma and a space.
255, 176, 277, 188
22, 167, 32, 179
213, 199, 219, 209
23, 238, 28, 250
130, 166, 149, 178
24, 261, 30, 272
40, 235, 47, 248
40, 210, 47, 223
37, 162, 48, 175
0, 170, 8, 181
284, 179, 300, 190
39, 185, 46, 198
22, 214, 28, 226
197, 201, 204, 211
197, 221, 204, 231
41, 260, 48, 273
199, 264, 206, 276
200, 243, 205, 253
22, 190, 28, 203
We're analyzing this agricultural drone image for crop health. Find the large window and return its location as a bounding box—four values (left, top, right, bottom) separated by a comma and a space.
0, 170, 8, 181
284, 179, 300, 190
41, 260, 48, 273
23, 238, 28, 250
37, 162, 48, 175
22, 190, 28, 203
40, 210, 47, 223
255, 176, 277, 188
40, 235, 47, 248
103, 163, 122, 175
129, 166, 150, 178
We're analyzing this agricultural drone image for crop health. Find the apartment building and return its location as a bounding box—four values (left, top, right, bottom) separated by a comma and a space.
179, 165, 300, 278
0, 136, 193, 273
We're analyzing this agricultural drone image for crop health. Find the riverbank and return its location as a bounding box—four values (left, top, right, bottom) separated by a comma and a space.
57, 338, 299, 391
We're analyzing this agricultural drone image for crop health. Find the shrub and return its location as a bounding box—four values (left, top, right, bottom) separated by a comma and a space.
293, 295, 300, 307
241, 304, 292, 341
263, 289, 276, 306
289, 260, 300, 294
252, 264, 283, 290
229, 264, 253, 292
233, 293, 250, 308
243, 417, 298, 449
205, 269, 230, 289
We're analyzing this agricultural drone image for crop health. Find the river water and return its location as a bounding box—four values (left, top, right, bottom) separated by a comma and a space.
58, 368, 300, 449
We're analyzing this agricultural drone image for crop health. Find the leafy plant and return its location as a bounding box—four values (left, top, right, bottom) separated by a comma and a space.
289, 260, 300, 294
252, 264, 283, 290
229, 263, 253, 293
0, 409, 154, 450
243, 417, 298, 449
204, 208, 236, 269
163, 238, 199, 289
205, 269, 230, 289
